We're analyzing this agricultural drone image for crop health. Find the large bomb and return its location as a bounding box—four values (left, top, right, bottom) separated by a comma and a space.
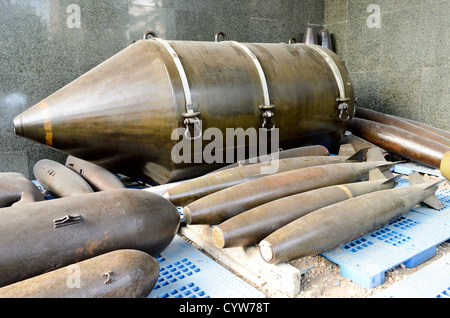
0, 189, 180, 287
14, 38, 355, 184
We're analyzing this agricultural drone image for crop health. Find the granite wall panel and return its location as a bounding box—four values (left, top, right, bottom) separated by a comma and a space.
0, 0, 324, 177
325, 0, 449, 131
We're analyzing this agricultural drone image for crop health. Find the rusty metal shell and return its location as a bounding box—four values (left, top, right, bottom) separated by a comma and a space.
350, 117, 449, 168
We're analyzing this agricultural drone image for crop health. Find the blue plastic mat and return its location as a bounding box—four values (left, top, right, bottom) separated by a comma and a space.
148, 236, 266, 298
321, 178, 450, 289
374, 253, 450, 298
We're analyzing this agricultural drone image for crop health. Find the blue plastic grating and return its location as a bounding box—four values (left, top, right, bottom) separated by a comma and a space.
321, 177, 450, 289
148, 236, 266, 298
374, 253, 450, 298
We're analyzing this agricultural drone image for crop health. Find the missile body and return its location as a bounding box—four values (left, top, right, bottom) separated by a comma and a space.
183, 161, 393, 225
65, 155, 125, 191
0, 250, 159, 298
164, 149, 367, 207
213, 145, 330, 172
33, 159, 94, 198
212, 175, 401, 249
0, 173, 44, 207
355, 107, 450, 147
350, 117, 449, 168
260, 174, 444, 264
13, 39, 354, 184
0, 189, 180, 287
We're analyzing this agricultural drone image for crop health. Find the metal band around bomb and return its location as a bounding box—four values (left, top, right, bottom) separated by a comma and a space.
150, 38, 202, 140
308, 45, 350, 121
227, 41, 276, 130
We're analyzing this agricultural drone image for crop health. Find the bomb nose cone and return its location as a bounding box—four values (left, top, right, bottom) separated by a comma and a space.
13, 116, 23, 137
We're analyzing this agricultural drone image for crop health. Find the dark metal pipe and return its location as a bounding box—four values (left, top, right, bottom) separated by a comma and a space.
355, 107, 450, 147
349, 117, 449, 169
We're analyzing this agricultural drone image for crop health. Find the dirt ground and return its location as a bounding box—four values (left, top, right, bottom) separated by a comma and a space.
289, 175, 450, 298
289, 241, 450, 298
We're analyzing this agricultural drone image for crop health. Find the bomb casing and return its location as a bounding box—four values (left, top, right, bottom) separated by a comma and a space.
34, 159, 94, 198
212, 174, 402, 248
213, 145, 330, 172
0, 173, 44, 207
65, 155, 125, 191
14, 39, 354, 184
0, 189, 180, 287
0, 249, 159, 298
164, 149, 368, 207
260, 172, 444, 264
183, 161, 394, 225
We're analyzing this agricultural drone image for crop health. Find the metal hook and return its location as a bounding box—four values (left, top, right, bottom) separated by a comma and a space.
53, 215, 83, 228
215, 31, 227, 42
143, 30, 158, 40
184, 117, 203, 140
262, 117, 276, 131
288, 37, 298, 44
338, 103, 350, 122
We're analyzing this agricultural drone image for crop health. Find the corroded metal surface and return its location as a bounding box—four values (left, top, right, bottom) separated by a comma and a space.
0, 250, 159, 298
14, 39, 354, 184
0, 189, 180, 287
33, 159, 94, 198
350, 117, 449, 169
65, 155, 125, 191
183, 161, 394, 225
260, 173, 444, 264
0, 173, 44, 207
355, 107, 450, 148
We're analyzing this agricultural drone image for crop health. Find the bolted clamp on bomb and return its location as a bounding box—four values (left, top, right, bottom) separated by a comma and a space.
259, 105, 276, 130
182, 110, 202, 140
337, 98, 351, 122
